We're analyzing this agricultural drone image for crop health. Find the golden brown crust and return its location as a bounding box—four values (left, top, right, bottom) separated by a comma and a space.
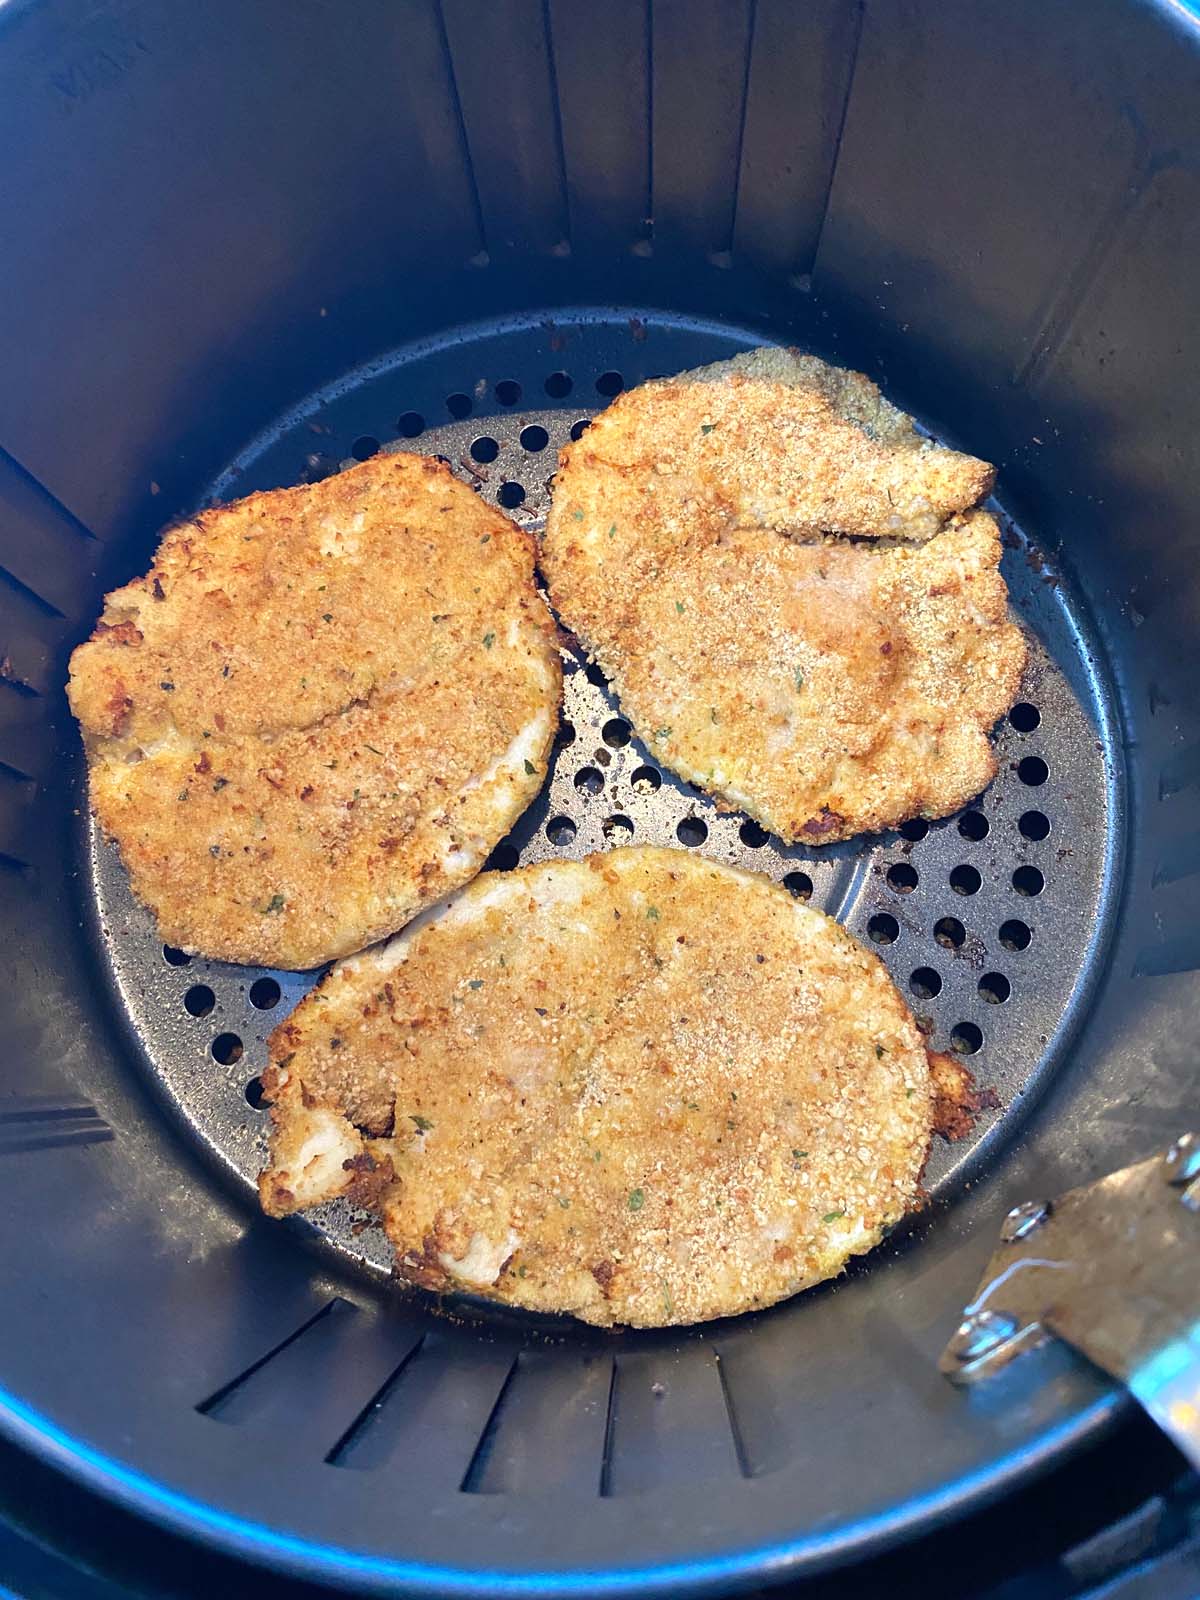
258, 847, 934, 1328
542, 348, 1024, 843
67, 453, 562, 968
929, 1049, 1002, 1141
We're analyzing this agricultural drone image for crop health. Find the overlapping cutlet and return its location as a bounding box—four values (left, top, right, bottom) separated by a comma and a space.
258, 847, 935, 1328
542, 347, 1026, 843
67, 453, 562, 968
597, 511, 1024, 842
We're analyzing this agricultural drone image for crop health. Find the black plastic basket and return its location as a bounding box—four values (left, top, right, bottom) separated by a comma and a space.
0, 1, 1197, 1594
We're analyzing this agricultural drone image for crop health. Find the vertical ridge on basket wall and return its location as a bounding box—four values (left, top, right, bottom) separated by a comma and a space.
0, 442, 102, 793
0, 579, 61, 704
0, 785, 33, 872
549, 0, 651, 250
650, 0, 755, 256
199, 1297, 428, 1465
732, 0, 862, 276
1138, 723, 1200, 979
0, 572, 59, 866
0, 1098, 111, 1154
809, 0, 1155, 405
1001, 147, 1200, 984
0, 0, 486, 542
0, 448, 100, 617
0, 687, 47, 868
440, 0, 570, 255
0, 582, 58, 713
460, 1350, 614, 1496
322, 1331, 520, 1482
0, 445, 104, 860
602, 1346, 745, 1496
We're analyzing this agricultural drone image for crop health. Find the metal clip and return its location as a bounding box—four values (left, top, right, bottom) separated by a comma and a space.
940, 1136, 1200, 1469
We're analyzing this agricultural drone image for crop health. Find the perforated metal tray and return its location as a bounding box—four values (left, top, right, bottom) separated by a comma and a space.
87, 313, 1122, 1291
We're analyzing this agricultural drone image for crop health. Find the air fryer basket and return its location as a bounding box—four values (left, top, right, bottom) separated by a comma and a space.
0, 1, 1197, 1594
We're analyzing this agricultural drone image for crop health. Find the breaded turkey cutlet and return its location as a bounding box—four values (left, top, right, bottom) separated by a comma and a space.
542, 347, 1027, 843
258, 847, 966, 1328
68, 453, 561, 969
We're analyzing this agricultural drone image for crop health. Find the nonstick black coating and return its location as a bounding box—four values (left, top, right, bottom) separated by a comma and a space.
0, 1, 1197, 1594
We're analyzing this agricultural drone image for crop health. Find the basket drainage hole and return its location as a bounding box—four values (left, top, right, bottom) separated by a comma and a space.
446, 392, 473, 419
1017, 756, 1049, 786
596, 370, 624, 397
783, 871, 813, 902
575, 766, 604, 795
602, 717, 631, 748
1009, 702, 1041, 733
900, 818, 929, 842
396, 412, 425, 438
351, 435, 380, 461
909, 966, 942, 999
677, 817, 708, 847
495, 379, 522, 406
211, 1032, 243, 1066
569, 418, 591, 441
498, 481, 526, 508
739, 820, 770, 848
603, 814, 634, 841
245, 1076, 268, 1110
887, 862, 918, 893
184, 984, 215, 1018
979, 972, 1011, 1005
950, 864, 982, 896
546, 816, 577, 847
249, 977, 281, 1010
520, 425, 549, 453
1000, 918, 1032, 951
585, 660, 609, 689
1019, 809, 1051, 841
958, 810, 989, 841
868, 913, 899, 945
470, 436, 500, 464
1012, 864, 1045, 896
487, 841, 520, 871
544, 371, 573, 399
631, 765, 661, 793
950, 1022, 983, 1055
163, 944, 191, 967
555, 720, 577, 748
934, 916, 966, 949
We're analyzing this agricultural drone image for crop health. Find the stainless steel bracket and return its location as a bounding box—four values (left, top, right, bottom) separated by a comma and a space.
940, 1134, 1200, 1468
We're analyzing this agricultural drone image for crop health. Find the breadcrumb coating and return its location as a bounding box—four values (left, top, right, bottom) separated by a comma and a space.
259, 847, 935, 1328
68, 453, 561, 967
543, 348, 1024, 842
